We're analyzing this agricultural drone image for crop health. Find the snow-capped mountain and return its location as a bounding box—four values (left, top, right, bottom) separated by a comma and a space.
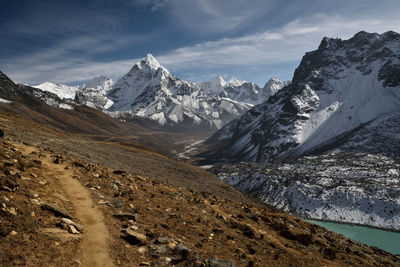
197, 76, 288, 105
28, 54, 286, 130
75, 76, 115, 111
207, 31, 400, 162
33, 82, 80, 100
104, 54, 251, 129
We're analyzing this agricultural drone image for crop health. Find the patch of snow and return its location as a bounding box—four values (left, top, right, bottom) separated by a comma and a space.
59, 103, 74, 110
33, 82, 79, 99
0, 98, 12, 104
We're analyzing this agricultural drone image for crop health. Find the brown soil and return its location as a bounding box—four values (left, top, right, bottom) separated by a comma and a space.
34, 145, 114, 267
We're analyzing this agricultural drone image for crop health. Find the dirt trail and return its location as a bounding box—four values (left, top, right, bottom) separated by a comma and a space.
16, 143, 115, 267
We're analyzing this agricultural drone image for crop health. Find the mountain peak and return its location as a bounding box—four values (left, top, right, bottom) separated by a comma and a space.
228, 77, 246, 86
211, 75, 226, 87
141, 53, 162, 71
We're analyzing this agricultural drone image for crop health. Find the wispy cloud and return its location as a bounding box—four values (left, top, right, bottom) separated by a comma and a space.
3, 33, 145, 84
155, 14, 400, 80
167, 0, 279, 34
132, 0, 169, 11
3, 6, 400, 85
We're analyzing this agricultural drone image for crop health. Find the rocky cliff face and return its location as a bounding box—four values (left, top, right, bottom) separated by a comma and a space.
207, 31, 400, 162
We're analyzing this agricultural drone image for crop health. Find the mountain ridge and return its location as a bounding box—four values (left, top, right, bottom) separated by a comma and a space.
32, 54, 288, 130
205, 30, 400, 162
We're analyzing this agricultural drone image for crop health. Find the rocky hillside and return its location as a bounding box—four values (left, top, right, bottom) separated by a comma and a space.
206, 31, 400, 162
1, 137, 399, 266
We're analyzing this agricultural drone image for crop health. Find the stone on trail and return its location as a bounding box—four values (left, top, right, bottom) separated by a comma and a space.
60, 218, 84, 232
41, 203, 72, 219
67, 225, 80, 234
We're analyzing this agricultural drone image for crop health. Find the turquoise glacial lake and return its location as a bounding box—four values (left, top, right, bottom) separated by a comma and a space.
307, 220, 400, 255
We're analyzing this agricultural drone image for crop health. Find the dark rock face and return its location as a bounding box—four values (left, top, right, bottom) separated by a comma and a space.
205, 31, 400, 163
0, 128, 4, 138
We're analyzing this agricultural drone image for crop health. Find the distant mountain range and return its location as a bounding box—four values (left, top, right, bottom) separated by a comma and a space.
33, 54, 288, 130
205, 31, 400, 162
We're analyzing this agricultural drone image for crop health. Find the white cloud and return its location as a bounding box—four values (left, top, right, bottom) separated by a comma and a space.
167, 0, 278, 34
4, 14, 400, 85
156, 14, 400, 71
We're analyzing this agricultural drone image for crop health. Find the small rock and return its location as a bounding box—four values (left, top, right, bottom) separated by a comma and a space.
111, 184, 119, 191
156, 236, 172, 244
130, 225, 139, 231
168, 243, 176, 250
122, 229, 147, 245
113, 180, 123, 187
111, 199, 124, 209
41, 203, 72, 219
203, 257, 236, 267
113, 213, 137, 221
7, 207, 17, 215
152, 245, 168, 255
30, 199, 41, 205
113, 170, 126, 175
137, 246, 147, 254
9, 230, 17, 236
3, 160, 16, 166
60, 218, 84, 232
68, 225, 80, 234
139, 262, 150, 266
175, 243, 191, 259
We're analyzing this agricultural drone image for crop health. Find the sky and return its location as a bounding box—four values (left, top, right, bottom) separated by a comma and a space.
1, 0, 400, 87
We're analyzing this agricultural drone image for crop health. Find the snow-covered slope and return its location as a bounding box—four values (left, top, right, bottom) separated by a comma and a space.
213, 152, 400, 231
105, 54, 251, 130
75, 76, 115, 111
197, 76, 288, 105
33, 82, 80, 100
207, 31, 400, 162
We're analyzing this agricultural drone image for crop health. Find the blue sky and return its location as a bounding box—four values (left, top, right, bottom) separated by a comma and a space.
1, 0, 400, 86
